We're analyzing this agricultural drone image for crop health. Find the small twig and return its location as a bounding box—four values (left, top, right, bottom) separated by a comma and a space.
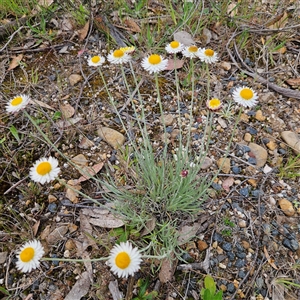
118, 77, 145, 113
0, 26, 24, 53
4, 176, 28, 195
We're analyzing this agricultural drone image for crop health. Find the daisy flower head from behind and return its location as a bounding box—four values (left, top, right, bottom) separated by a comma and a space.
6, 94, 30, 113
232, 86, 258, 108
141, 54, 168, 74
16, 240, 45, 273
29, 156, 60, 184
107, 241, 142, 278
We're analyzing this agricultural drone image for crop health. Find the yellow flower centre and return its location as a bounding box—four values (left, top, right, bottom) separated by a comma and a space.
204, 49, 214, 57
11, 96, 23, 107
240, 88, 253, 100
188, 46, 198, 53
148, 54, 161, 65
20, 247, 35, 263
115, 251, 131, 269
170, 41, 179, 48
113, 49, 125, 58
91, 56, 101, 64
209, 98, 221, 108
36, 161, 52, 176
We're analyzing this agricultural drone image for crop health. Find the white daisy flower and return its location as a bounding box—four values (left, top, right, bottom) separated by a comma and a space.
165, 40, 184, 54
16, 240, 45, 273
107, 49, 131, 64
88, 55, 105, 67
198, 48, 218, 64
6, 95, 30, 113
29, 156, 60, 184
182, 45, 200, 58
107, 241, 142, 278
232, 86, 258, 108
141, 54, 168, 74
206, 98, 222, 111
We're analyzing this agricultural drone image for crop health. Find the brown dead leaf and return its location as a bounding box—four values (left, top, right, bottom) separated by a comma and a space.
264, 246, 278, 270
159, 252, 177, 283
29, 99, 55, 110
286, 78, 300, 86
124, 18, 141, 33
56, 116, 83, 129
64, 271, 91, 300
8, 54, 23, 71
227, 2, 238, 17
268, 12, 288, 29
174, 31, 195, 46
222, 177, 234, 192
165, 59, 184, 70
177, 223, 202, 245
201, 27, 212, 45
81, 207, 125, 228
65, 180, 82, 203
75, 162, 104, 184
141, 216, 157, 236
46, 225, 68, 245
32, 220, 40, 237
72, 154, 88, 167
79, 136, 95, 149
61, 103, 75, 118
78, 20, 90, 41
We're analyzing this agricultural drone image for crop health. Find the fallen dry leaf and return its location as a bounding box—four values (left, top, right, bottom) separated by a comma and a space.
61, 103, 75, 119
29, 99, 55, 110
78, 20, 90, 41
32, 220, 40, 237
79, 136, 94, 149
165, 59, 184, 70
8, 54, 23, 71
141, 216, 157, 236
75, 162, 104, 183
286, 78, 300, 86
201, 27, 212, 45
65, 180, 82, 203
222, 177, 234, 192
159, 252, 177, 283
64, 271, 91, 300
124, 18, 141, 32
72, 154, 88, 166
69, 74, 82, 86
81, 207, 125, 228
56, 116, 83, 129
174, 31, 195, 46
264, 246, 278, 270
46, 225, 68, 245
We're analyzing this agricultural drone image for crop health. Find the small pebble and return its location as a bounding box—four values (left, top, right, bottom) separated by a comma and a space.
247, 127, 258, 135
240, 187, 250, 197
232, 166, 241, 174
235, 259, 246, 268
47, 203, 57, 213
227, 252, 235, 261
282, 239, 299, 251
227, 283, 236, 293
222, 242, 232, 252
213, 232, 224, 243
248, 157, 257, 165
238, 270, 247, 279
